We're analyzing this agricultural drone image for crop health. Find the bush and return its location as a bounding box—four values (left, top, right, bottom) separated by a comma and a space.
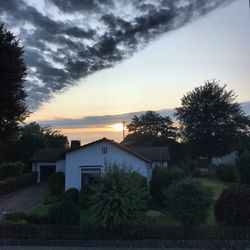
89, 164, 148, 229
238, 151, 250, 184
215, 184, 250, 226
64, 188, 79, 205
48, 172, 65, 194
216, 164, 237, 182
26, 214, 48, 225
0, 172, 38, 196
150, 166, 185, 205
47, 201, 80, 225
167, 178, 213, 226
0, 162, 24, 180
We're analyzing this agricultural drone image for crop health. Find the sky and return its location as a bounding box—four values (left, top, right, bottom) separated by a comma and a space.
0, 0, 249, 144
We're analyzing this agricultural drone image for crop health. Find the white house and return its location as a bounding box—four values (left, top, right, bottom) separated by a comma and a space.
31, 138, 170, 191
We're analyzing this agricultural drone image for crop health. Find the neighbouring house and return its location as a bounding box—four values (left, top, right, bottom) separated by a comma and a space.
212, 151, 238, 166
31, 137, 171, 191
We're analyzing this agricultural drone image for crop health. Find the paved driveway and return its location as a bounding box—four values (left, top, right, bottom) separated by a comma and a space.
0, 183, 48, 215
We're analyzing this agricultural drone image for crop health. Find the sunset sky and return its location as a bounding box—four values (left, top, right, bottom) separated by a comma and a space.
1, 0, 249, 143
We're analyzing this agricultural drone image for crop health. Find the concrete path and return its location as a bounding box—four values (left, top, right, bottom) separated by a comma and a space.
0, 183, 48, 215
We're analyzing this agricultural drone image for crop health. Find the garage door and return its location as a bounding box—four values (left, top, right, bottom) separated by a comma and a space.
40, 165, 56, 182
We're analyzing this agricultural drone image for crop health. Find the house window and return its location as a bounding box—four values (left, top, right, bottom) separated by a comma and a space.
102, 147, 108, 155
81, 167, 101, 189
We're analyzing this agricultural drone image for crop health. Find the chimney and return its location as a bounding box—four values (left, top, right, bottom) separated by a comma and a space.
71, 140, 81, 149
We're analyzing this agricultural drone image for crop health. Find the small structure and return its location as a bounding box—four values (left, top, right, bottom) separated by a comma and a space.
31, 138, 171, 191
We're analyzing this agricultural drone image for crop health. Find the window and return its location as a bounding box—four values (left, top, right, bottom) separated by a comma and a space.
81, 167, 101, 189
102, 147, 108, 155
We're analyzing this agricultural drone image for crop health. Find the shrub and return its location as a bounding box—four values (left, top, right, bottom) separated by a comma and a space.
26, 213, 48, 225
216, 164, 237, 182
89, 164, 148, 229
150, 166, 185, 205
167, 178, 213, 226
47, 201, 80, 225
238, 151, 250, 184
0, 172, 38, 196
0, 162, 24, 180
48, 172, 65, 194
64, 188, 79, 205
215, 184, 250, 226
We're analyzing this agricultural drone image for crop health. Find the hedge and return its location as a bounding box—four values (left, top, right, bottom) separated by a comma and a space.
0, 162, 24, 181
0, 225, 250, 241
0, 172, 38, 196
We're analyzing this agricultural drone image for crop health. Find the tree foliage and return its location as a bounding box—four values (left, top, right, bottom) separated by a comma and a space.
13, 122, 69, 162
175, 80, 250, 159
89, 164, 148, 229
167, 178, 213, 226
124, 111, 176, 146
0, 23, 29, 162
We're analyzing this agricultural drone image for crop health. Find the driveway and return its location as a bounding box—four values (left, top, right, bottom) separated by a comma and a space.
0, 183, 48, 215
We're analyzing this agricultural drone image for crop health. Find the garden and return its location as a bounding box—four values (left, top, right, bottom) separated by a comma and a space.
3, 150, 250, 231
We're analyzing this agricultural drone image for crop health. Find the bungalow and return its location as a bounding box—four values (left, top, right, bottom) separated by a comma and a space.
31, 138, 170, 191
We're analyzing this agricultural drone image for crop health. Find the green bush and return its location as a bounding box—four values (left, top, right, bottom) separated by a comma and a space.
64, 188, 79, 205
88, 164, 148, 229
47, 201, 80, 225
27, 213, 48, 225
215, 184, 250, 226
0, 172, 38, 196
0, 162, 24, 180
238, 151, 250, 184
48, 172, 65, 194
150, 166, 185, 205
216, 164, 237, 182
167, 178, 213, 226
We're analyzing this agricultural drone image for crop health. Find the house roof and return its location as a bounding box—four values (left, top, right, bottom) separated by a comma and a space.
30, 148, 65, 162
66, 137, 152, 164
128, 146, 170, 162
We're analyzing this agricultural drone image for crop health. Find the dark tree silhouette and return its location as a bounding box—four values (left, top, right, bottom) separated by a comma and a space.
13, 122, 69, 163
0, 23, 29, 161
175, 80, 250, 161
123, 111, 176, 146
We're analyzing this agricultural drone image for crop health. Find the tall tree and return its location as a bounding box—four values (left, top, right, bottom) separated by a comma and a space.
175, 80, 250, 161
123, 111, 176, 146
0, 23, 29, 162
13, 122, 69, 163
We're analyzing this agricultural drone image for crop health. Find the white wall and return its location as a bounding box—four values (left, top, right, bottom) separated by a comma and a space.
65, 141, 151, 191
212, 152, 237, 166
56, 159, 66, 173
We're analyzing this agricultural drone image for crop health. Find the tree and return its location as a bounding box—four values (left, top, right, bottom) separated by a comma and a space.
13, 122, 69, 163
126, 111, 176, 140
175, 80, 250, 161
237, 150, 250, 184
167, 178, 213, 226
0, 23, 29, 162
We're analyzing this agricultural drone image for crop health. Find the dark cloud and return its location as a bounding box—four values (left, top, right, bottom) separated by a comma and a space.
0, 0, 235, 110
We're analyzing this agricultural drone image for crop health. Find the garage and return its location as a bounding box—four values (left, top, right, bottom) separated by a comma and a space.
40, 165, 56, 182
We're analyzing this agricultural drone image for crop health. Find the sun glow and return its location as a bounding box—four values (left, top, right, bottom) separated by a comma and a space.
110, 123, 124, 132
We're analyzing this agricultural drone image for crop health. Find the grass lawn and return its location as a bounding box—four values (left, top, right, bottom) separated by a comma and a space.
197, 177, 228, 225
